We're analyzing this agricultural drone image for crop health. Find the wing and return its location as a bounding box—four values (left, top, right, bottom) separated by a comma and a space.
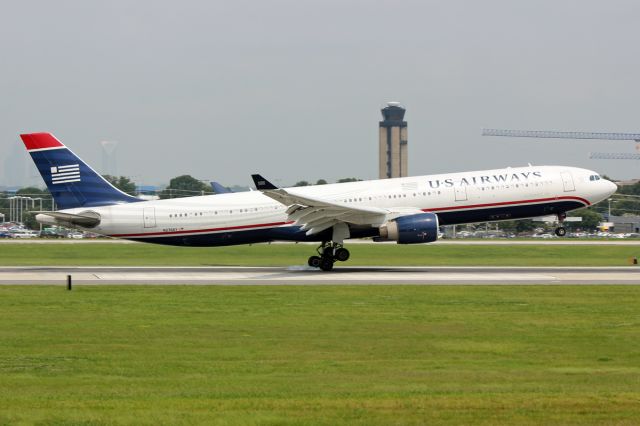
252, 174, 388, 235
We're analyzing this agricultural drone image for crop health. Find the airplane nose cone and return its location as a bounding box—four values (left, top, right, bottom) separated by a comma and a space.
607, 180, 618, 196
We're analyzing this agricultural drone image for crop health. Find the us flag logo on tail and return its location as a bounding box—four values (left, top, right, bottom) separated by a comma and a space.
50, 164, 81, 184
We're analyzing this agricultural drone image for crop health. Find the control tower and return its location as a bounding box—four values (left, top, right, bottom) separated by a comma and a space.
379, 102, 408, 179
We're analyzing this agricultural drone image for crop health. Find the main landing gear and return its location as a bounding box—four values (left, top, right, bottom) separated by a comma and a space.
555, 212, 567, 237
308, 241, 350, 271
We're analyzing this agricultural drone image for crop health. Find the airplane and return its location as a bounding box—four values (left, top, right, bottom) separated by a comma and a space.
21, 132, 617, 271
211, 181, 232, 194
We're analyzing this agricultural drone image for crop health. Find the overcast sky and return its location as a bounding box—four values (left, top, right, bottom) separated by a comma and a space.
2, 0, 639, 187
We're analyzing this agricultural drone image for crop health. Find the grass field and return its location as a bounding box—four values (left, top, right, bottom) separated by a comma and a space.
1, 285, 639, 424
1, 242, 640, 266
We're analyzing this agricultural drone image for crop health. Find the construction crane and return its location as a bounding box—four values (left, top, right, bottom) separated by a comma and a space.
482, 129, 640, 160
589, 152, 640, 160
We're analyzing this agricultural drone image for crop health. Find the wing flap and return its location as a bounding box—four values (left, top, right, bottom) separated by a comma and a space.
294, 208, 344, 225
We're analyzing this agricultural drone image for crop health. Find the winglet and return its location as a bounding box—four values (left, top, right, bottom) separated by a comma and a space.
251, 174, 278, 190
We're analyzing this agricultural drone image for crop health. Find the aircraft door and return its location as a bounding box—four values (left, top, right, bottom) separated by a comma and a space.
454, 185, 468, 201
143, 207, 157, 228
561, 171, 575, 192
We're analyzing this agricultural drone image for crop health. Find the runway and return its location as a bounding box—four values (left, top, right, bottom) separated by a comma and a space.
2, 239, 640, 245
1, 266, 639, 285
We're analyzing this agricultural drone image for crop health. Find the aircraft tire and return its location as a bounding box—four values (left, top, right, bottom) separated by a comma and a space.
335, 248, 350, 262
319, 257, 334, 271
308, 256, 321, 268
555, 226, 566, 237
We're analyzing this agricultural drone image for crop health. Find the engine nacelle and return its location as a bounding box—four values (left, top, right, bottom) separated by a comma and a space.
379, 212, 439, 244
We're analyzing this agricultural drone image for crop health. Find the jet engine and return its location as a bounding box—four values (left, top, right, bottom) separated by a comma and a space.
378, 212, 439, 244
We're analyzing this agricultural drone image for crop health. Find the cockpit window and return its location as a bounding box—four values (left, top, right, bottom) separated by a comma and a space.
589, 174, 601, 181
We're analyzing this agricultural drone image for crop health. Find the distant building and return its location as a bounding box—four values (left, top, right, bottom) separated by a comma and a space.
378, 102, 408, 179
607, 215, 640, 233
0, 187, 20, 195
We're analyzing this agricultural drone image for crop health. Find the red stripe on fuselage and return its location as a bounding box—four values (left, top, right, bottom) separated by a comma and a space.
109, 196, 590, 239
110, 221, 294, 238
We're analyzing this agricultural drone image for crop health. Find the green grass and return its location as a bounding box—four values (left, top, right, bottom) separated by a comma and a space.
1, 242, 640, 266
1, 285, 639, 424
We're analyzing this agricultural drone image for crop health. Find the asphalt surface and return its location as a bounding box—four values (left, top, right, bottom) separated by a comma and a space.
1, 266, 639, 285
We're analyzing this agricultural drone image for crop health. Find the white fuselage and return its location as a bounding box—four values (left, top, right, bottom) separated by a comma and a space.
60, 165, 616, 245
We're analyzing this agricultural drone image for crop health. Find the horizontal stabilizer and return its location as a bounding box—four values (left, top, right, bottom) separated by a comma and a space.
34, 211, 101, 227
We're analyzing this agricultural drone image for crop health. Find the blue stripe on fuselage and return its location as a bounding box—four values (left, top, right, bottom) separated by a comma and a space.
436, 200, 585, 225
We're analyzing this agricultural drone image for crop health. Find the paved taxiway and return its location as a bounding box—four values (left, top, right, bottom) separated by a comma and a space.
0, 266, 639, 285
